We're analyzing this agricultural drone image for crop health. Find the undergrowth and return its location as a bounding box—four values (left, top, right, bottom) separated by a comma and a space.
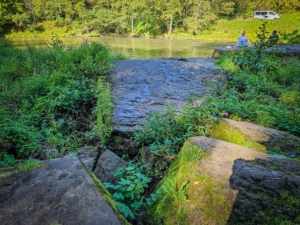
0, 35, 125, 159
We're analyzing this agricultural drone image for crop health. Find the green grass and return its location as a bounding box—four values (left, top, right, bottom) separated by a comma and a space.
172, 13, 300, 43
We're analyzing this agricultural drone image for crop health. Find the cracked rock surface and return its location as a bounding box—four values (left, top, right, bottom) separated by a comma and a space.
108, 58, 226, 132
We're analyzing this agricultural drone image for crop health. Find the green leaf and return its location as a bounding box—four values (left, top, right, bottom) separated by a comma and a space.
113, 192, 124, 200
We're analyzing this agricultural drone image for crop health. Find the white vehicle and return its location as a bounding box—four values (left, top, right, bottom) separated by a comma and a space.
253, 11, 281, 20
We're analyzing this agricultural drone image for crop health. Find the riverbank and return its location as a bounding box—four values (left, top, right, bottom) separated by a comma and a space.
3, 12, 300, 43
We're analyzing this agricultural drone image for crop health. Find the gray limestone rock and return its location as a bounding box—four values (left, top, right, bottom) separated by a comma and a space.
108, 58, 226, 132
77, 146, 99, 171
93, 150, 127, 184
0, 156, 124, 225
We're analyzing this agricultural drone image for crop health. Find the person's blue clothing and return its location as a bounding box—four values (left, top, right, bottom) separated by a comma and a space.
236, 36, 248, 47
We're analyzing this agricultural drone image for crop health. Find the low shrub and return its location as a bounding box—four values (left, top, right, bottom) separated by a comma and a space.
0, 37, 119, 158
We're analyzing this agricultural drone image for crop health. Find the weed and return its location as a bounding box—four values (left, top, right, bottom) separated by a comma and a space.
18, 158, 42, 171
104, 162, 152, 220
0, 154, 15, 167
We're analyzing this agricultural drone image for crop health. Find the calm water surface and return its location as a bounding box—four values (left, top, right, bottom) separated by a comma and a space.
3, 36, 235, 59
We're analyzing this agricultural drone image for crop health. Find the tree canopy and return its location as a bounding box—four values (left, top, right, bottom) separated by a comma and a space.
0, 0, 299, 35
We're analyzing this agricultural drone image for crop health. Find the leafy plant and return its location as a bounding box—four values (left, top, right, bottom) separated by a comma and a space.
234, 21, 281, 75
0, 38, 119, 160
104, 163, 152, 220
94, 78, 114, 143
0, 154, 15, 167
214, 23, 300, 136
134, 103, 216, 157
154, 178, 190, 224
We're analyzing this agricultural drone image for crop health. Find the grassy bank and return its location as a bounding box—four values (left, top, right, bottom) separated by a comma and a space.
0, 38, 125, 165
171, 13, 300, 43
4, 13, 300, 43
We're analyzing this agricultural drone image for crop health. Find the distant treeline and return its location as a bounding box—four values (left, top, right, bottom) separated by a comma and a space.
1, 0, 300, 36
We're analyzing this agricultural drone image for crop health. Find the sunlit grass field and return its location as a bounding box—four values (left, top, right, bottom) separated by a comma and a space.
202, 13, 300, 42
173, 13, 300, 43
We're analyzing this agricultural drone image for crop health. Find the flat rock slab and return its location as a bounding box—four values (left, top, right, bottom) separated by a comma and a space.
109, 58, 226, 132
0, 157, 122, 225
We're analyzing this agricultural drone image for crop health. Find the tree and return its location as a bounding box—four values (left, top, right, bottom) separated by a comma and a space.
0, 0, 24, 25
186, 0, 216, 34
249, 0, 300, 13
153, 0, 182, 34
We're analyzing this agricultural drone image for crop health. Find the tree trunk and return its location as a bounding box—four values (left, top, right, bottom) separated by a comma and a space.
169, 17, 173, 34
131, 17, 134, 35
68, 13, 72, 26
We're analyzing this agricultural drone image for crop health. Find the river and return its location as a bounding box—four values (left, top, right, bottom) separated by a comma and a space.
2, 36, 235, 59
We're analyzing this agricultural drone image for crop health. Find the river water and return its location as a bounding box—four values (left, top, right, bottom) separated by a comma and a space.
2, 36, 235, 59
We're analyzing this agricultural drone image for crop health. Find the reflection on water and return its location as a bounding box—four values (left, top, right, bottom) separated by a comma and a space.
1, 36, 235, 59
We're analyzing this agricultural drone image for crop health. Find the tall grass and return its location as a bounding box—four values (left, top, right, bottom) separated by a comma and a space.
0, 38, 124, 159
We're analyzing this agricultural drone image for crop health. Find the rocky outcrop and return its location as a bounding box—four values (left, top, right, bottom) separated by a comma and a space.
227, 157, 300, 224
211, 118, 300, 155
0, 156, 126, 225
148, 136, 300, 225
109, 58, 226, 132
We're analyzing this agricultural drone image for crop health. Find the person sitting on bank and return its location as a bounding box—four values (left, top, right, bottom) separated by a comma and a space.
267, 30, 279, 46
236, 31, 248, 47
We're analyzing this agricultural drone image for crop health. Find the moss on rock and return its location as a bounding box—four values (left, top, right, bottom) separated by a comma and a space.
210, 119, 265, 152
83, 163, 131, 225
210, 119, 300, 156
147, 140, 234, 224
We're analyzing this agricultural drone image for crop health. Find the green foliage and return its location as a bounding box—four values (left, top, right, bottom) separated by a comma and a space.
0, 38, 116, 159
0, 108, 41, 158
95, 79, 114, 143
215, 53, 239, 72
181, 146, 205, 162
49, 33, 65, 50
134, 105, 190, 156
18, 158, 42, 171
276, 57, 300, 86
83, 163, 131, 225
104, 162, 152, 220
0, 154, 41, 170
134, 104, 216, 157
214, 24, 300, 136
3, 0, 300, 39
0, 154, 15, 167
234, 22, 281, 74
154, 178, 189, 223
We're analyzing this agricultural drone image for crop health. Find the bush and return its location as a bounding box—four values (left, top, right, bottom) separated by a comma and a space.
104, 161, 152, 220
0, 39, 118, 159
214, 24, 300, 136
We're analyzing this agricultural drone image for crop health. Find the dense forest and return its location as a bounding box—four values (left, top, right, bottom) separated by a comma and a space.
1, 0, 300, 36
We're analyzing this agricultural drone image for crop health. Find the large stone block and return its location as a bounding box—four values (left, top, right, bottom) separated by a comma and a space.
0, 156, 124, 225
93, 150, 127, 184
